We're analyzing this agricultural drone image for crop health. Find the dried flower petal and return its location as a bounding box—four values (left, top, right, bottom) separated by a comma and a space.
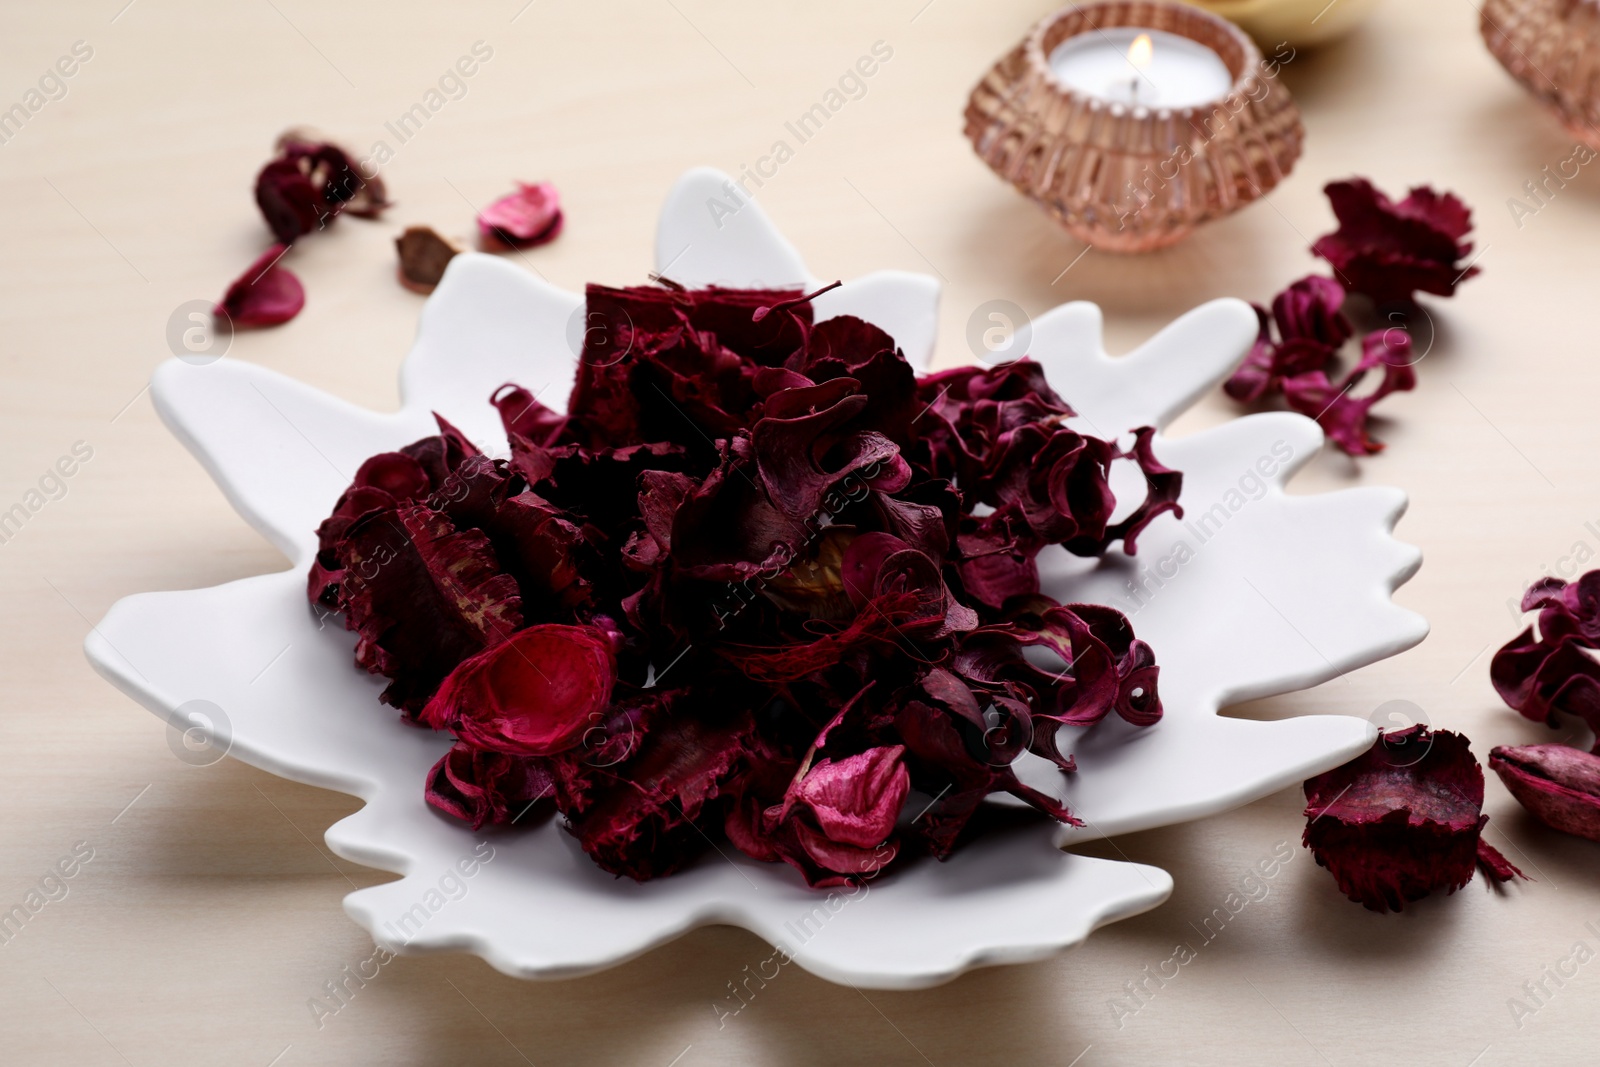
337, 503, 523, 715
478, 181, 563, 248
420, 624, 615, 756
763, 744, 910, 886
1311, 178, 1480, 306
425, 742, 554, 829
1303, 725, 1522, 912
254, 132, 388, 244
1282, 328, 1416, 456
395, 226, 460, 294
308, 278, 1177, 887
560, 691, 763, 881
1491, 571, 1600, 747
217, 244, 304, 328
255, 159, 323, 246
1223, 276, 1351, 403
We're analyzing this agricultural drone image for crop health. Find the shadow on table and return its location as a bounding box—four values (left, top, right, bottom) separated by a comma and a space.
130, 756, 1099, 1067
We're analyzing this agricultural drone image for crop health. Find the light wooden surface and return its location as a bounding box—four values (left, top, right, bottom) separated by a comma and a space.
4, 0, 1598, 1063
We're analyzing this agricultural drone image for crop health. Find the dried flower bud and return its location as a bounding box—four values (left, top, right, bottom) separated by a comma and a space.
254, 132, 388, 244
395, 226, 461, 294
1490, 743, 1600, 842
1303, 725, 1523, 912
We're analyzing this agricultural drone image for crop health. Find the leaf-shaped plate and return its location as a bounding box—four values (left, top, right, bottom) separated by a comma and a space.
86, 168, 1425, 989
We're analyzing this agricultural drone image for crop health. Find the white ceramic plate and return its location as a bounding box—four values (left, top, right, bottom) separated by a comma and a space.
87, 168, 1426, 989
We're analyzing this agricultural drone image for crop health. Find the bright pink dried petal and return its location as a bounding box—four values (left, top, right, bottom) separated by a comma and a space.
790, 746, 909, 849
478, 181, 563, 248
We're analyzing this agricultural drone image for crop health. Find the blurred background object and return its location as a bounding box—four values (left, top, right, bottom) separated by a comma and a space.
1481, 0, 1600, 150
1179, 0, 1383, 47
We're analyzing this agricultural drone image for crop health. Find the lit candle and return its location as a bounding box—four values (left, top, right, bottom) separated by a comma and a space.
1047, 27, 1232, 108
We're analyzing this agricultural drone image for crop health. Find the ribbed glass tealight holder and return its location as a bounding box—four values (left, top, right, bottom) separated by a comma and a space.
964, 1, 1304, 252
1483, 0, 1600, 148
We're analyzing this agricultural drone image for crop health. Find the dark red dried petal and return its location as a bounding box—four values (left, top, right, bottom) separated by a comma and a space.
1223, 277, 1350, 404
492, 383, 568, 447
561, 691, 762, 881
425, 742, 555, 829
1302, 725, 1520, 912
217, 245, 304, 328
1491, 572, 1600, 747
1282, 328, 1416, 456
893, 691, 1080, 859
1312, 179, 1480, 306
420, 624, 615, 756
337, 504, 523, 714
254, 160, 322, 244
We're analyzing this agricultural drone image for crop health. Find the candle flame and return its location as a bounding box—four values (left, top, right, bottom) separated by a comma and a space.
1127, 33, 1153, 71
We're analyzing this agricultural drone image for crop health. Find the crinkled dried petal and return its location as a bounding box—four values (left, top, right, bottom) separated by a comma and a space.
765, 744, 910, 885
1492, 573, 1600, 747
425, 742, 555, 829
1302, 725, 1520, 912
894, 693, 1080, 859
255, 159, 323, 244
1223, 305, 1278, 404
1106, 427, 1184, 554
563, 691, 761, 881
478, 181, 564, 248
1223, 277, 1351, 404
1311, 178, 1479, 305
337, 504, 523, 714
1283, 329, 1416, 456
492, 383, 569, 448
255, 134, 387, 242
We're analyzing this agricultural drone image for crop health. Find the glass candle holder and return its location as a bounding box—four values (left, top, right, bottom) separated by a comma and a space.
964, 0, 1304, 252
1482, 0, 1600, 149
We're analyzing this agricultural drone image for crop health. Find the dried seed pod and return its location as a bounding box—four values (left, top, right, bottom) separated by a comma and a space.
1490, 743, 1600, 842
395, 226, 461, 294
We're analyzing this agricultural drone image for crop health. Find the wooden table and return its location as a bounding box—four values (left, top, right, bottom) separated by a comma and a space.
3, 0, 1595, 1062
